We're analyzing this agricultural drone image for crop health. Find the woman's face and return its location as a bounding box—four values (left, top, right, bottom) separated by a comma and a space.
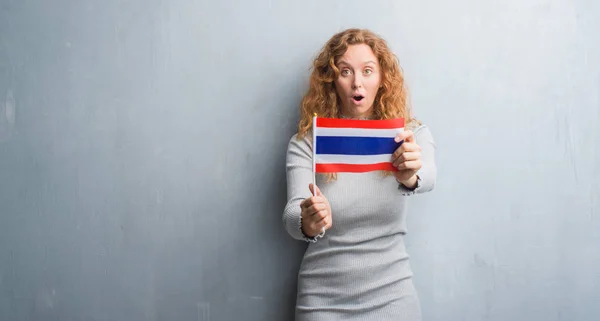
334, 44, 382, 119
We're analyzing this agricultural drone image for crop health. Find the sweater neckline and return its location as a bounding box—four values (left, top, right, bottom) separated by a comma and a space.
339, 114, 374, 120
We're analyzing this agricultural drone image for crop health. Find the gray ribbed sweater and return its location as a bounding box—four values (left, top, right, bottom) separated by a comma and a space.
283, 123, 436, 321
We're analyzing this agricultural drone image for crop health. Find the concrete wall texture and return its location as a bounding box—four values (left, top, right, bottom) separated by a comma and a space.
1, 0, 598, 320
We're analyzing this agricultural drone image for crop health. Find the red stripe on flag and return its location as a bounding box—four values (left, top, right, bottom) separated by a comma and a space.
315, 163, 398, 173
316, 117, 404, 129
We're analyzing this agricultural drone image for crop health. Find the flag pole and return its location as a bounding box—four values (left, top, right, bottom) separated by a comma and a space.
313, 113, 325, 237
312, 113, 317, 196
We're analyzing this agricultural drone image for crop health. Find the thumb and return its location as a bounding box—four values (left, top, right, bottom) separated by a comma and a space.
309, 183, 322, 196
395, 130, 414, 143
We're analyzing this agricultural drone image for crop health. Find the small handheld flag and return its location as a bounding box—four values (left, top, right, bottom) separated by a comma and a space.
312, 115, 405, 173
312, 113, 326, 238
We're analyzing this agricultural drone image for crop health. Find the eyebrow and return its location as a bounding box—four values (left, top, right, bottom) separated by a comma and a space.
338, 60, 377, 66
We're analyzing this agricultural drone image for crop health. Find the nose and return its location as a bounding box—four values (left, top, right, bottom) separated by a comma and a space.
352, 74, 363, 89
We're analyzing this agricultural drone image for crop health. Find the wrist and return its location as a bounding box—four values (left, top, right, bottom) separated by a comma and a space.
300, 224, 325, 242
301, 226, 317, 238
399, 174, 418, 189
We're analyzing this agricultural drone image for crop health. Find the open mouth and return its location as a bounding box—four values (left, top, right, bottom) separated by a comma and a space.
353, 95, 364, 102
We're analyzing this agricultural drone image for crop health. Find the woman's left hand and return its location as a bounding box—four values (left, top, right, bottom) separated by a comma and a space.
392, 130, 422, 186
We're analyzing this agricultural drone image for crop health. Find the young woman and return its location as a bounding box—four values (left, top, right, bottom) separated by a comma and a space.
283, 28, 436, 320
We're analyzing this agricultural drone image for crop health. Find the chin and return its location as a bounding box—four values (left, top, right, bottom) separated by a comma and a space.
349, 105, 373, 117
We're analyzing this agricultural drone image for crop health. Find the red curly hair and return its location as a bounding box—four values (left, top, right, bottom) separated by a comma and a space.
297, 28, 416, 140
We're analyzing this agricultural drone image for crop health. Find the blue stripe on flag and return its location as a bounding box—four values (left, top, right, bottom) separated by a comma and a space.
316, 136, 401, 155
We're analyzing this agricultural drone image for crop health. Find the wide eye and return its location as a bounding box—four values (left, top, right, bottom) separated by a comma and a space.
341, 69, 352, 76
364, 68, 373, 75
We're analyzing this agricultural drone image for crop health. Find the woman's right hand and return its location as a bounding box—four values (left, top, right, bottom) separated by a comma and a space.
300, 183, 332, 237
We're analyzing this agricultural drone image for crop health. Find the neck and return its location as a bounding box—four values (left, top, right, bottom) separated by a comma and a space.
340, 109, 374, 120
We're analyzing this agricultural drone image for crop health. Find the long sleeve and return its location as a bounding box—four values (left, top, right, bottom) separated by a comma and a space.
397, 124, 437, 195
282, 133, 319, 242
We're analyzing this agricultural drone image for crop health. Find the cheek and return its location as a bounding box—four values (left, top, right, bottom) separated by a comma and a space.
367, 80, 381, 97
334, 79, 351, 93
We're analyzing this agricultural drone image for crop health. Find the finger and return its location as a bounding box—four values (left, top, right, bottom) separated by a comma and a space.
301, 198, 316, 217
325, 216, 333, 229
393, 151, 419, 167
300, 198, 312, 210
310, 216, 325, 231
306, 203, 327, 216
317, 213, 330, 225
302, 202, 322, 217
392, 145, 406, 160
393, 143, 422, 161
301, 194, 324, 209
392, 156, 402, 168
401, 151, 421, 162
314, 184, 322, 196
312, 208, 329, 220
313, 215, 329, 230
396, 160, 422, 170
394, 130, 413, 143
309, 183, 323, 197
309, 196, 326, 206
401, 142, 421, 153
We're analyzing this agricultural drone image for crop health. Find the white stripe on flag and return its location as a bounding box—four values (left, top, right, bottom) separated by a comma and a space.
316, 154, 393, 165
316, 127, 403, 138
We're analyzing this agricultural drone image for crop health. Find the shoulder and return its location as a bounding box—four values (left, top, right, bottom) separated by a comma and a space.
286, 133, 313, 154
288, 133, 311, 146
406, 119, 435, 142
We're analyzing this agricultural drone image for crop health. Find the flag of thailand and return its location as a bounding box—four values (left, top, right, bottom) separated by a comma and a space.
312, 116, 405, 173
